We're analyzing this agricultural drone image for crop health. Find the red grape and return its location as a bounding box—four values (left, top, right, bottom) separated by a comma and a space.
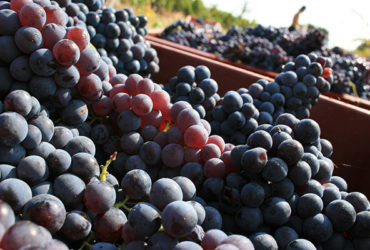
66, 27, 90, 51
137, 78, 154, 95
141, 110, 162, 127
108, 64, 117, 81
131, 94, 153, 116
150, 90, 170, 112
92, 95, 113, 116
167, 127, 184, 145
53, 39, 80, 66
77, 74, 103, 102
10, 0, 32, 13
176, 108, 201, 132
184, 148, 201, 163
170, 101, 192, 122
42, 23, 66, 50
112, 92, 131, 113
109, 84, 126, 100
44, 5, 67, 26
19, 3, 46, 29
200, 143, 221, 162
207, 135, 225, 152
220, 151, 238, 174
224, 143, 235, 152
200, 119, 211, 135
184, 124, 208, 149
76, 46, 101, 75
125, 74, 142, 96
110, 74, 127, 86
204, 158, 226, 178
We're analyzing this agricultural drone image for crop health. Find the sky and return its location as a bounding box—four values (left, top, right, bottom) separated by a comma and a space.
202, 0, 370, 51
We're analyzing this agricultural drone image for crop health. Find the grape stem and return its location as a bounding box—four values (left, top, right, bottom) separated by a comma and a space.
114, 196, 131, 212
77, 231, 95, 250
99, 152, 117, 181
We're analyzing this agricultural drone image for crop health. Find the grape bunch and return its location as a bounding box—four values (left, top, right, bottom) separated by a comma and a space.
247, 52, 333, 120
86, 7, 160, 76
0, 0, 120, 126
314, 47, 370, 99
163, 65, 221, 119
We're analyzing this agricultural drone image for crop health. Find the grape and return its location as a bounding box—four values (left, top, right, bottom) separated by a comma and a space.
17, 155, 49, 186
344, 191, 370, 213
50, 126, 73, 149
150, 178, 183, 210
15, 27, 43, 54
161, 143, 184, 168
204, 158, 225, 178
286, 239, 316, 250
240, 182, 265, 208
121, 169, 151, 200
23, 194, 66, 234
302, 213, 333, 243
44, 5, 67, 26
53, 39, 80, 66
0, 164, 17, 181
31, 181, 52, 196
0, 178, 32, 212
0, 200, 15, 230
247, 130, 273, 150
173, 176, 196, 201
19, 3, 46, 29
0, 112, 28, 147
148, 231, 178, 250
240, 147, 267, 173
42, 23, 66, 50
29, 49, 57, 77
278, 139, 304, 166
0, 144, 26, 165
180, 162, 204, 187
4, 90, 32, 117
84, 180, 116, 214
162, 200, 198, 238
131, 94, 153, 116
151, 90, 170, 111
0, 9, 21, 35
274, 226, 298, 249
262, 197, 291, 226
76, 46, 101, 75
66, 27, 89, 51
61, 100, 88, 125
29, 76, 57, 99
296, 193, 323, 218
9, 56, 33, 82
128, 202, 161, 237
202, 205, 222, 231
325, 200, 356, 232
262, 157, 288, 182
0, 221, 52, 250
200, 143, 221, 162
93, 207, 127, 242
201, 229, 228, 250
139, 141, 161, 165
53, 173, 86, 210
77, 73, 103, 102
173, 241, 202, 250
64, 136, 96, 156
184, 124, 208, 149
117, 110, 141, 133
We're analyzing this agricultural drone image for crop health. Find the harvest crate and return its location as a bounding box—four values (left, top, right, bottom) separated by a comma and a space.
146, 34, 370, 110
149, 40, 370, 197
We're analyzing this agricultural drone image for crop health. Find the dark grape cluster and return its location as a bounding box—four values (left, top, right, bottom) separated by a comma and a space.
315, 47, 370, 99
163, 65, 220, 119
85, 7, 160, 76
162, 21, 290, 72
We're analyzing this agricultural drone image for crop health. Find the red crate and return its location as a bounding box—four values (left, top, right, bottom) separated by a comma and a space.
147, 34, 370, 110
150, 40, 370, 197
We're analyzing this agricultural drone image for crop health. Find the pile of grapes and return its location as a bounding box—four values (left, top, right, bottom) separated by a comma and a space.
162, 21, 370, 100
0, 0, 370, 249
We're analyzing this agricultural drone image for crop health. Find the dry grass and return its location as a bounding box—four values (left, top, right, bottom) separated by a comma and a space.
105, 0, 185, 30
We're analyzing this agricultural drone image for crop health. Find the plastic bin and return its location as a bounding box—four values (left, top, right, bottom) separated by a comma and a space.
150, 40, 370, 197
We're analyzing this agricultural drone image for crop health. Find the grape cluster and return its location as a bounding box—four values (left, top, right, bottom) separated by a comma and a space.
163, 65, 220, 119
163, 22, 290, 72
247, 25, 328, 57
85, 7, 160, 76
315, 47, 370, 99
